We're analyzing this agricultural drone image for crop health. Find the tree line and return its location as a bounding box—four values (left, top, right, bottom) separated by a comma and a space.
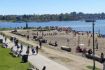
0, 12, 105, 22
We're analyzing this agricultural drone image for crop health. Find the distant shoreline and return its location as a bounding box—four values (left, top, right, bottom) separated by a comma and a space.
0, 12, 105, 22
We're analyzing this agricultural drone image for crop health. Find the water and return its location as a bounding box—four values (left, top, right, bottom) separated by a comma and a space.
0, 20, 105, 34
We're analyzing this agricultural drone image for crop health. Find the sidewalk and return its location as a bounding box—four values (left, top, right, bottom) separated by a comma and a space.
0, 35, 70, 70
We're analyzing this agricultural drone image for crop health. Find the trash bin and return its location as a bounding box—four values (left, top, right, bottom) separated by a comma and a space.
22, 55, 28, 63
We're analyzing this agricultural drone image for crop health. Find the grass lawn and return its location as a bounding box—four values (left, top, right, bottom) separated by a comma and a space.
0, 44, 29, 70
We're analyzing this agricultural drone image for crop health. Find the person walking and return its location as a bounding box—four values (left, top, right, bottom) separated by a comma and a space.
26, 45, 30, 55
88, 49, 92, 55
36, 46, 39, 54
88, 38, 90, 46
96, 42, 98, 50
31, 46, 35, 55
39, 40, 42, 48
101, 53, 104, 63
42, 66, 46, 70
20, 43, 23, 51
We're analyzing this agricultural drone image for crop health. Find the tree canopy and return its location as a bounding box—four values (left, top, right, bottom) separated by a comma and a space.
0, 12, 105, 22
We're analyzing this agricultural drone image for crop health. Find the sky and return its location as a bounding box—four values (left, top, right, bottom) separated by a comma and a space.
0, 0, 105, 15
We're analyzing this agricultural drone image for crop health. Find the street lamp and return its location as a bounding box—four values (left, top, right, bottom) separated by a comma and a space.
85, 19, 96, 70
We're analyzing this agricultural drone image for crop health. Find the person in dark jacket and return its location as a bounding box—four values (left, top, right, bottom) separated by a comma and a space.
31, 46, 35, 55
42, 66, 46, 70
20, 43, 23, 51
36, 46, 39, 54
88, 49, 92, 55
39, 40, 42, 48
101, 53, 104, 63
26, 46, 30, 55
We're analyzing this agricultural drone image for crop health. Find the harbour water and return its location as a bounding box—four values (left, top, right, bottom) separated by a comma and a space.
0, 20, 105, 34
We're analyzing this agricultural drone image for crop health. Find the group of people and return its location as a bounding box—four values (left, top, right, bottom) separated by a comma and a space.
10, 37, 39, 57
26, 45, 39, 55
76, 46, 105, 63
76, 46, 94, 55
11, 43, 39, 57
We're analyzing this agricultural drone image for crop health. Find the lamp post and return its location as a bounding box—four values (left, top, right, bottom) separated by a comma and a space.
85, 19, 96, 70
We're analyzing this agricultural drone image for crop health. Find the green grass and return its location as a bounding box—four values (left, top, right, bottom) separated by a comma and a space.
86, 66, 101, 70
0, 44, 29, 70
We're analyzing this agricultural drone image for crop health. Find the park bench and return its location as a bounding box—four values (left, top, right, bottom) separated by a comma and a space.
61, 46, 71, 52
85, 53, 105, 63
49, 42, 58, 47
35, 36, 43, 41
39, 39, 47, 43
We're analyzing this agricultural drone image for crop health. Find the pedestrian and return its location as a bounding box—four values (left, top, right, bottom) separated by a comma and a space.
39, 40, 42, 48
42, 66, 46, 70
17, 44, 20, 50
88, 38, 90, 46
27, 35, 29, 40
15, 39, 18, 46
88, 49, 92, 55
20, 43, 23, 51
96, 42, 98, 50
36, 46, 39, 54
101, 53, 104, 63
5, 43, 8, 48
18, 49, 22, 57
31, 46, 35, 55
26, 45, 30, 55
37, 32, 38, 36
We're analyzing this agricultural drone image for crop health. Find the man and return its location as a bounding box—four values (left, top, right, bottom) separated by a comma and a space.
42, 66, 46, 70
39, 40, 42, 48
36, 46, 39, 54
26, 46, 30, 55
20, 44, 23, 51
101, 53, 104, 63
31, 46, 35, 55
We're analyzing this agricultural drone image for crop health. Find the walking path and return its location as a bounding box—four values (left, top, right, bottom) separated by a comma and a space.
0, 35, 70, 70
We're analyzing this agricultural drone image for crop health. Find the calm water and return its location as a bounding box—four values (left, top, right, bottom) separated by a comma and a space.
0, 20, 105, 34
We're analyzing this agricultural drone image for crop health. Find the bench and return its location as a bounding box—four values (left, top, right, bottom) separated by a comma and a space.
61, 46, 71, 52
85, 53, 105, 63
49, 42, 58, 47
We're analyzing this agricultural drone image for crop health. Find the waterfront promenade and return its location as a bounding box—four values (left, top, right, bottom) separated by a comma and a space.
1, 30, 103, 70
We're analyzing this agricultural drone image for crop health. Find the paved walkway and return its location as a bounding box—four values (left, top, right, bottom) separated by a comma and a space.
0, 35, 70, 70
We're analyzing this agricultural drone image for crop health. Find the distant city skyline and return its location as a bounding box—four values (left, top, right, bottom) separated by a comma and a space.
0, 0, 105, 15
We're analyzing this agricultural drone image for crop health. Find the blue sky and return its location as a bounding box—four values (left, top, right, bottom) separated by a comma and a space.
0, 0, 105, 15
